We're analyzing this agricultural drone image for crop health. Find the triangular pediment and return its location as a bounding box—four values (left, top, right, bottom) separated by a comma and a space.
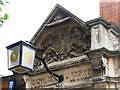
45, 5, 71, 26
30, 4, 91, 65
31, 4, 87, 43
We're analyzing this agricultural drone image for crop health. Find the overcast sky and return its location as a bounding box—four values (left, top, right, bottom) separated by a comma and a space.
0, 0, 99, 76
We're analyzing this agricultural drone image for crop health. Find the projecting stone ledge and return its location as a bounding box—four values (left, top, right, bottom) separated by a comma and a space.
30, 55, 90, 75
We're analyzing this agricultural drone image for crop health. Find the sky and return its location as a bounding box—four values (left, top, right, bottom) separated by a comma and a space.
0, 0, 99, 76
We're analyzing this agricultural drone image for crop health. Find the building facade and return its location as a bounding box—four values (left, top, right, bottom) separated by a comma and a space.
100, 0, 120, 27
21, 4, 120, 89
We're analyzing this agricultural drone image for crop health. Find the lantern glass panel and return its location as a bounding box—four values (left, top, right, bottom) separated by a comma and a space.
8, 45, 20, 69
21, 45, 36, 70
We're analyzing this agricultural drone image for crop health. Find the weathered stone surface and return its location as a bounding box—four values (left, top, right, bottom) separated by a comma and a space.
24, 4, 120, 89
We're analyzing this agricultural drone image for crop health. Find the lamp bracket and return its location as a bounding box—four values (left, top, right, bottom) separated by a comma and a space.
35, 56, 64, 83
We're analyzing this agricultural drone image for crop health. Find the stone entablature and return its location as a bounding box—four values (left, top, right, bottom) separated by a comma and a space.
25, 55, 93, 88
24, 53, 120, 88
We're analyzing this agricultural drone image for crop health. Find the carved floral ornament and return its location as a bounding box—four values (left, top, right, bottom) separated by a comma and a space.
36, 26, 91, 65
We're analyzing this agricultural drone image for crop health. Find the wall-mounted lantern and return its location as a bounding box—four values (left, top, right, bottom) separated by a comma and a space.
6, 41, 64, 82
6, 41, 36, 74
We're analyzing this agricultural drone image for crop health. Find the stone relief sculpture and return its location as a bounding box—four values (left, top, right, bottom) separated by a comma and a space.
108, 29, 119, 50
37, 26, 91, 64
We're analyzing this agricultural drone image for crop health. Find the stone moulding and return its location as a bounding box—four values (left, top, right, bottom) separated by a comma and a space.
61, 81, 93, 88
29, 47, 120, 75
85, 47, 120, 71
85, 47, 120, 58
45, 17, 71, 27
29, 55, 90, 75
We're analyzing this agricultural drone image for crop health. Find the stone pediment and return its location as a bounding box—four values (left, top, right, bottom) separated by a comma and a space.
30, 4, 91, 66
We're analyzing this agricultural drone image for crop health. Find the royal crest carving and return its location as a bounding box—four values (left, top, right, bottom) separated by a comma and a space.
37, 26, 90, 64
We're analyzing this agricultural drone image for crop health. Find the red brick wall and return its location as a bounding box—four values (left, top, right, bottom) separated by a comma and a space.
0, 80, 9, 89
100, 1, 120, 27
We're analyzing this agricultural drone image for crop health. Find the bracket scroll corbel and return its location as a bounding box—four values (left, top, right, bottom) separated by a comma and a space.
23, 75, 29, 82
85, 49, 107, 72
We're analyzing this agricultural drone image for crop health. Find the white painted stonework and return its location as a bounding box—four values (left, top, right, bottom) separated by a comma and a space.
91, 24, 119, 51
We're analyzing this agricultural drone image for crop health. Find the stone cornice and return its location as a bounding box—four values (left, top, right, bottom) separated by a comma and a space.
85, 47, 120, 58
86, 17, 120, 36
91, 76, 120, 83
29, 55, 90, 75
61, 81, 93, 88
45, 17, 71, 27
